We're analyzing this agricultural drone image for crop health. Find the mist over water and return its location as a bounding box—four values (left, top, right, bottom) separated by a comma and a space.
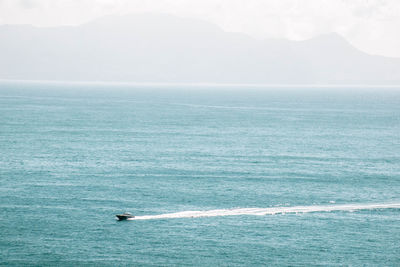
1, 81, 400, 265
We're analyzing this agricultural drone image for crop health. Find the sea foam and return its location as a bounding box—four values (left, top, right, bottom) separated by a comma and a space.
128, 203, 400, 220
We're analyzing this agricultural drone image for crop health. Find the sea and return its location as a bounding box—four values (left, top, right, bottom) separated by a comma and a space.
1, 81, 399, 266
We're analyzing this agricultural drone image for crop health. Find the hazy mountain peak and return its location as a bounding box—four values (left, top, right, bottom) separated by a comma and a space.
303, 32, 355, 51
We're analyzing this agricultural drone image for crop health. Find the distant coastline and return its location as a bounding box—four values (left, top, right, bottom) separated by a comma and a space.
1, 78, 400, 89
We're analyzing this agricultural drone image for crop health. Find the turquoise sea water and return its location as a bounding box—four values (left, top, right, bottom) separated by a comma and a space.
1, 81, 400, 266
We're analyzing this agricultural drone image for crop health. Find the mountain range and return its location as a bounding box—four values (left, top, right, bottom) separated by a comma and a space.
1, 13, 400, 85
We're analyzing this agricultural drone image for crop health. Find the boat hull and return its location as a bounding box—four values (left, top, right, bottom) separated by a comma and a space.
116, 214, 134, 221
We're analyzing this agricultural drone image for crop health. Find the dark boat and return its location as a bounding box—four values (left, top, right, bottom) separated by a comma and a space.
116, 212, 134, 221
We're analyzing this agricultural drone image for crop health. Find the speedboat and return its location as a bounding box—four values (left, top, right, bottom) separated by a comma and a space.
116, 212, 134, 221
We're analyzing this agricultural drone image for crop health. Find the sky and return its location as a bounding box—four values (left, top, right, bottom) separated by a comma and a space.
0, 0, 399, 58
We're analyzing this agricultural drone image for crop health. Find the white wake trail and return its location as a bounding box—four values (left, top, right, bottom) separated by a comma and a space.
128, 203, 400, 221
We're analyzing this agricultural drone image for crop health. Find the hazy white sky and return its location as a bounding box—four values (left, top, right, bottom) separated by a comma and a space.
0, 0, 399, 57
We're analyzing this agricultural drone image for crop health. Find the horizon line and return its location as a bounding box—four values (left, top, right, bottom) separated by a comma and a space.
1, 78, 400, 89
